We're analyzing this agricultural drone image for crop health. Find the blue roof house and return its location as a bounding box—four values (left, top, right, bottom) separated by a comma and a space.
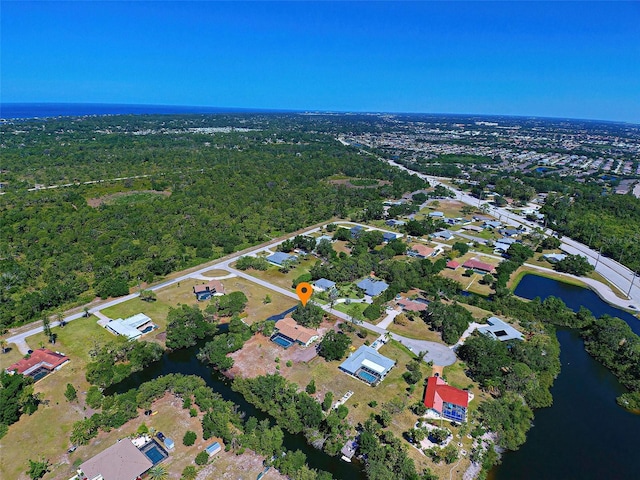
339, 345, 396, 385
206, 442, 222, 456
350, 225, 364, 238
314, 278, 337, 292
266, 252, 296, 266
383, 232, 397, 242
477, 317, 524, 342
356, 278, 389, 296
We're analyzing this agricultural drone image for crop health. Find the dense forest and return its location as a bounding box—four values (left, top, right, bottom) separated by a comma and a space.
0, 115, 426, 330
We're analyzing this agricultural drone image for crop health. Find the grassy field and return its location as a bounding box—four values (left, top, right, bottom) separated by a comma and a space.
239, 256, 317, 290
333, 302, 369, 319
0, 317, 128, 480
387, 317, 443, 342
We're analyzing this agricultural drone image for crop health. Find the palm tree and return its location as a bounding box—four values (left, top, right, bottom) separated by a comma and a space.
147, 465, 168, 480
0, 339, 7, 354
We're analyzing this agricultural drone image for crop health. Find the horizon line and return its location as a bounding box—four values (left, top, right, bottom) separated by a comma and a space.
1, 101, 637, 126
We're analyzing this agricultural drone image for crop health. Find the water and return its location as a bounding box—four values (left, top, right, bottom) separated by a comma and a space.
514, 274, 640, 335
0, 103, 291, 120
104, 340, 365, 479
491, 275, 640, 480
266, 305, 298, 321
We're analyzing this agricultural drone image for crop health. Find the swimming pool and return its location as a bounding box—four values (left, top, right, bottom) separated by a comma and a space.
271, 334, 293, 349
140, 325, 154, 334
140, 440, 168, 465
357, 370, 378, 384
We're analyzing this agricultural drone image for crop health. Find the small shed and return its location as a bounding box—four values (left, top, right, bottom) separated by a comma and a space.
206, 442, 222, 456
163, 438, 175, 450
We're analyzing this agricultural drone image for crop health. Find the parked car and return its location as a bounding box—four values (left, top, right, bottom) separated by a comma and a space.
156, 432, 165, 441
67, 446, 77, 453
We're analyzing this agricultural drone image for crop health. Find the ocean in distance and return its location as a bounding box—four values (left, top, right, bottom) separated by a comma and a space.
0, 103, 292, 119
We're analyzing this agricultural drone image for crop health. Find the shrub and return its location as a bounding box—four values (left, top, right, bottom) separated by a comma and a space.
183, 430, 197, 446
195, 451, 209, 465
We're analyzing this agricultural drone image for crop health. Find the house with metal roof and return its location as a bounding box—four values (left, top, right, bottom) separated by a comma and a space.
350, 225, 364, 238
382, 232, 398, 242
339, 345, 396, 385
432, 230, 454, 241
477, 316, 524, 342
356, 278, 389, 296
543, 253, 567, 263
313, 278, 337, 292
423, 376, 470, 423
77, 439, 153, 480
266, 252, 296, 266
105, 313, 154, 340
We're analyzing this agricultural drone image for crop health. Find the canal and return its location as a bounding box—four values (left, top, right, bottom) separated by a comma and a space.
105, 340, 366, 479
491, 274, 640, 480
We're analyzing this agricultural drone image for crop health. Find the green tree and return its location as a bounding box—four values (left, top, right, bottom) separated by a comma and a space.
181, 465, 198, 480
183, 430, 197, 446
555, 254, 595, 276
166, 304, 215, 349
195, 451, 209, 465
318, 331, 351, 361
26, 458, 50, 480
147, 464, 168, 480
305, 379, 316, 395
292, 303, 324, 328
64, 383, 77, 402
322, 392, 334, 411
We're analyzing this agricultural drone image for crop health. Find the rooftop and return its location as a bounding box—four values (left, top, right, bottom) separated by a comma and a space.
266, 252, 295, 265
79, 439, 153, 480
274, 317, 318, 345
477, 316, 524, 342
424, 376, 469, 409
340, 345, 395, 378
356, 278, 389, 296
6, 348, 69, 376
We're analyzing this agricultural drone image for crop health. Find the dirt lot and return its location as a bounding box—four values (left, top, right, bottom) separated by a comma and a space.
228, 319, 338, 379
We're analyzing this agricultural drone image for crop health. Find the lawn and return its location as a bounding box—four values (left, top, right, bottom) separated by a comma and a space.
333, 302, 369, 320
0, 316, 127, 480
238, 256, 317, 290
387, 317, 444, 343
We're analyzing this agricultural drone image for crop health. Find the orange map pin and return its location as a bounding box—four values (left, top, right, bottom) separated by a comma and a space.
296, 282, 313, 307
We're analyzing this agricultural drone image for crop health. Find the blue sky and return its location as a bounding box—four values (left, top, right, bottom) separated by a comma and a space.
2, 1, 639, 122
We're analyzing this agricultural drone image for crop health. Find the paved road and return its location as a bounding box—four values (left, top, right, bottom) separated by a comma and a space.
384, 159, 640, 310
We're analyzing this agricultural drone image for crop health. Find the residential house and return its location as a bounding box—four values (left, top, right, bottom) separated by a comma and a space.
315, 235, 333, 245
423, 376, 470, 423
206, 442, 222, 457
6, 348, 69, 380
429, 211, 445, 218
499, 228, 521, 237
397, 297, 429, 312
350, 225, 364, 238
339, 345, 396, 385
446, 260, 460, 270
385, 219, 406, 227
271, 317, 319, 347
356, 278, 389, 296
77, 439, 153, 480
313, 278, 337, 292
543, 253, 567, 263
407, 244, 435, 259
477, 316, 524, 342
266, 252, 296, 266
105, 313, 155, 341
382, 232, 398, 242
432, 230, 454, 241
462, 225, 483, 233
462, 258, 496, 274
193, 280, 225, 301
483, 221, 503, 230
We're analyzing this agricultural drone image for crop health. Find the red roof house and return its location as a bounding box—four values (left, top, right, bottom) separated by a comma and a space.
462, 258, 496, 274
6, 348, 69, 379
423, 376, 469, 422
446, 260, 460, 270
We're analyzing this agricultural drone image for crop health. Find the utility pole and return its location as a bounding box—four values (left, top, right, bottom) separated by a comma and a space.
627, 272, 637, 299
595, 247, 602, 269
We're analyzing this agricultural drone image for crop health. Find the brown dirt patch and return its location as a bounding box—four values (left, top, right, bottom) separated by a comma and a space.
86, 190, 170, 207
327, 178, 391, 188
228, 319, 336, 379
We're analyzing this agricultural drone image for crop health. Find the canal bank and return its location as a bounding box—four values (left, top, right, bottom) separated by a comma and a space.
491, 274, 640, 479
104, 340, 367, 480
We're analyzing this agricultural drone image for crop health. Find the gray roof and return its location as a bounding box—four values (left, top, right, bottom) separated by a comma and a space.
429, 211, 444, 217
314, 278, 336, 290
315, 235, 333, 245
339, 345, 395, 377
356, 278, 389, 296
79, 439, 152, 480
478, 316, 524, 342
543, 253, 567, 263
383, 232, 397, 241
266, 252, 295, 265
433, 230, 453, 240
